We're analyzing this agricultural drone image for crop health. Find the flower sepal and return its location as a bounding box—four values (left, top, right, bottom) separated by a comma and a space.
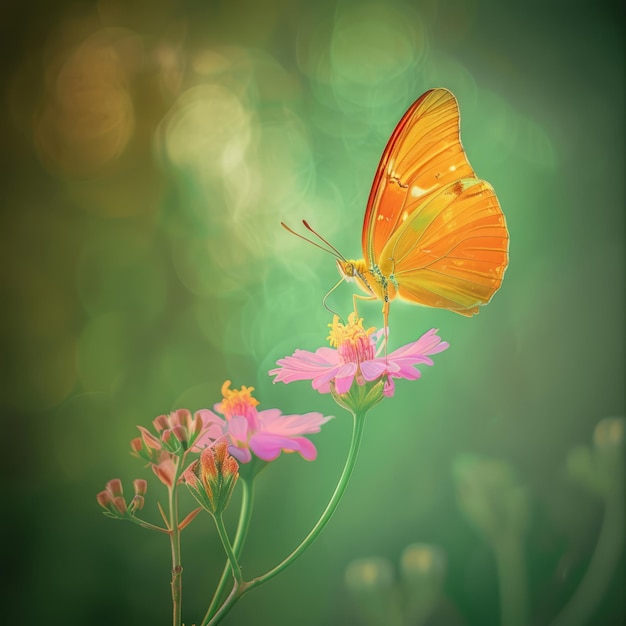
330, 377, 385, 415
237, 453, 270, 482
183, 441, 239, 516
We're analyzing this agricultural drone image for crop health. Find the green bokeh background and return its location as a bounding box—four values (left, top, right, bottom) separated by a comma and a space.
1, 0, 623, 624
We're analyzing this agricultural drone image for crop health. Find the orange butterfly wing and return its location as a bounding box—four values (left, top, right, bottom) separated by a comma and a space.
362, 88, 509, 315
378, 178, 508, 315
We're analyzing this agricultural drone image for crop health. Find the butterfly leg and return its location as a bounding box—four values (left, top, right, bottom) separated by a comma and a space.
352, 293, 376, 320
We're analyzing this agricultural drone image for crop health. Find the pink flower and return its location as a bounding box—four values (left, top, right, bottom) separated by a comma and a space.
203, 381, 333, 463
269, 313, 449, 398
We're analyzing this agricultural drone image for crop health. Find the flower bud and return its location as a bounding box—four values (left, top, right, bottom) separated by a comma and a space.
344, 557, 398, 623
129, 495, 145, 514
171, 425, 188, 447
400, 543, 446, 585
97, 478, 145, 519
133, 479, 147, 496
153, 414, 170, 432
345, 557, 394, 592
567, 416, 625, 497
400, 544, 446, 623
183, 442, 239, 515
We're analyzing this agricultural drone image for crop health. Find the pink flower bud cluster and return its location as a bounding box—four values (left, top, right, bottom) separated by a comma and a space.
130, 408, 224, 487
97, 478, 147, 518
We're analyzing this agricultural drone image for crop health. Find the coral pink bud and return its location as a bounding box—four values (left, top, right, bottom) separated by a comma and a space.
192, 412, 205, 435
153, 414, 169, 432
112, 496, 127, 514
97, 490, 113, 509
172, 409, 192, 428
107, 479, 124, 498
153, 465, 173, 488
129, 495, 145, 514
171, 425, 187, 445
133, 479, 147, 496
182, 460, 200, 489
130, 438, 143, 453
152, 452, 177, 488
138, 426, 162, 450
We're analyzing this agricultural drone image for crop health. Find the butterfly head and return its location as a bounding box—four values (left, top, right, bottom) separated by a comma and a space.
337, 259, 375, 296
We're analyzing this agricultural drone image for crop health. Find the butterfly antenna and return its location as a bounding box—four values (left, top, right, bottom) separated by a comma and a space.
280, 222, 342, 258
302, 220, 348, 261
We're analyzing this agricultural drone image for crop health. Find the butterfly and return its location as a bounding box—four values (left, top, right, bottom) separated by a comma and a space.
285, 88, 509, 327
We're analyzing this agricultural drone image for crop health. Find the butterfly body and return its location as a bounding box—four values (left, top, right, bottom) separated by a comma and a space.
339, 88, 509, 319
336, 258, 396, 302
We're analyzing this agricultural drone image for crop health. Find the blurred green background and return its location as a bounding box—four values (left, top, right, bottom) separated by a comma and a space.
1, 0, 623, 624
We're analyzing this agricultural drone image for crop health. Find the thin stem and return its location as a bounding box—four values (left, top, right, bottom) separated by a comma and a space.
232, 479, 254, 561
214, 512, 243, 584
207, 410, 366, 625
203, 479, 255, 624
252, 411, 365, 587
131, 518, 169, 534
169, 458, 183, 626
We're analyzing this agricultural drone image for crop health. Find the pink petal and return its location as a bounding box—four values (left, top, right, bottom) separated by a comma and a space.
390, 363, 423, 380
195, 409, 225, 429
311, 364, 345, 390
229, 445, 251, 463
376, 330, 449, 382
315, 380, 332, 394
249, 433, 318, 461
383, 375, 395, 397
388, 330, 449, 361
287, 437, 318, 460
258, 410, 333, 435
334, 369, 357, 394
270, 347, 340, 383
190, 410, 226, 451
359, 359, 387, 381
227, 416, 249, 445
316, 362, 356, 394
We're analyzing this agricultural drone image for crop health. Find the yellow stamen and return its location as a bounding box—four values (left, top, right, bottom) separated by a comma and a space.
327, 312, 375, 348
218, 380, 259, 416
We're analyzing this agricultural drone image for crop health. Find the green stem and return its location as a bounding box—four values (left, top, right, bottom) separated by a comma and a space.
551, 460, 625, 626
207, 410, 366, 625
493, 536, 528, 626
214, 512, 243, 584
203, 479, 255, 624
169, 458, 183, 626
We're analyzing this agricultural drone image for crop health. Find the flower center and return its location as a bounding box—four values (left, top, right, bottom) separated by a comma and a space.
217, 381, 259, 423
327, 312, 376, 365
